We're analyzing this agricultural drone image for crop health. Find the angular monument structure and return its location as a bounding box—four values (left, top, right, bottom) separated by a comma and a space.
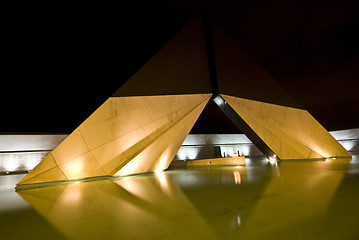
210, 22, 350, 160
17, 16, 350, 187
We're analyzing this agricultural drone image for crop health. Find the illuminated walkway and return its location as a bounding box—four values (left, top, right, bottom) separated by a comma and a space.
1, 155, 358, 239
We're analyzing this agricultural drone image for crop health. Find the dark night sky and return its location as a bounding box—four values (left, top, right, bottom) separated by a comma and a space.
1, 0, 359, 133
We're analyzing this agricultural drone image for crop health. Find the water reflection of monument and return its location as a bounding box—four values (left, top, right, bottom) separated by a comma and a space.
17, 172, 218, 240
17, 161, 351, 239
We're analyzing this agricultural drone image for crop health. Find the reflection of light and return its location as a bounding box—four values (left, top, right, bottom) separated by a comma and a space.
23, 155, 41, 169
156, 171, 166, 183
0, 152, 46, 173
340, 141, 354, 151
176, 147, 199, 160
268, 159, 280, 176
325, 157, 337, 162
74, 181, 80, 184
3, 159, 19, 172
155, 171, 169, 193
237, 214, 241, 226
268, 160, 278, 166
177, 149, 187, 160
230, 213, 241, 229
241, 146, 250, 156
234, 171, 241, 184
118, 178, 144, 197
188, 150, 197, 160
62, 185, 82, 204
235, 166, 241, 168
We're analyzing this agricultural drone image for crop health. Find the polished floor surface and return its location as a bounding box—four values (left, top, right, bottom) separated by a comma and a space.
1, 155, 359, 240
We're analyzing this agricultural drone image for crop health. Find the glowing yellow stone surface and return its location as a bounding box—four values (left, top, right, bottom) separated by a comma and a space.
221, 94, 351, 160
17, 94, 211, 186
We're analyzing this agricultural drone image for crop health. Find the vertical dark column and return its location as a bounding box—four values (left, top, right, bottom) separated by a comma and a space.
201, 12, 278, 160
201, 11, 219, 97
214, 146, 221, 157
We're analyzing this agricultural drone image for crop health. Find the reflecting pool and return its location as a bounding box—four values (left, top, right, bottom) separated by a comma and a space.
1, 155, 359, 239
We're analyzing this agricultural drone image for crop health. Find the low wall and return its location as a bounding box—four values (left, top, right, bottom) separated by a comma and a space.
171, 156, 245, 166
0, 130, 357, 174
0, 134, 67, 174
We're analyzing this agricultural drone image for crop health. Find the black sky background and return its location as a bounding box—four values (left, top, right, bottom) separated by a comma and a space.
1, 0, 359, 133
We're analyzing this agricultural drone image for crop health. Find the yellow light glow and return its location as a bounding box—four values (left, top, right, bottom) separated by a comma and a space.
155, 171, 170, 193
233, 171, 241, 184
66, 160, 83, 179
309, 142, 329, 158
155, 155, 169, 172
115, 177, 149, 200
115, 154, 141, 176
17, 94, 212, 186
61, 185, 83, 204
268, 156, 277, 162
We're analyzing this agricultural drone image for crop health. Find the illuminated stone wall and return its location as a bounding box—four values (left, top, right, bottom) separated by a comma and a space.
17, 94, 210, 185
221, 95, 351, 160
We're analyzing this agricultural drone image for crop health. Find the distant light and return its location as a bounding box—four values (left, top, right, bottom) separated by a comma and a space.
74, 181, 80, 184
5, 172, 9, 174
213, 96, 225, 106
3, 159, 19, 172
235, 166, 241, 168
177, 149, 187, 160
187, 150, 197, 160
268, 155, 277, 161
